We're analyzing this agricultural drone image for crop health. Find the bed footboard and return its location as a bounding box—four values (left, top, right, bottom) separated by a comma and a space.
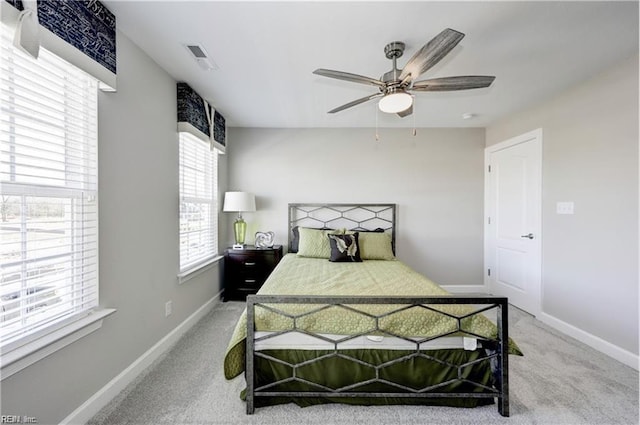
245, 295, 509, 417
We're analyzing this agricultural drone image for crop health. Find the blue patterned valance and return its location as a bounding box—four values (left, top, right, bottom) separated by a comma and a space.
177, 82, 226, 153
3, 0, 117, 90
213, 110, 226, 149
177, 82, 209, 137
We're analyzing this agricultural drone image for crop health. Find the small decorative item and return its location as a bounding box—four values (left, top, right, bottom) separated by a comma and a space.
255, 231, 275, 248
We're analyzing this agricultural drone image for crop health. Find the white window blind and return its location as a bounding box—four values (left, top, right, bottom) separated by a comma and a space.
179, 132, 218, 273
0, 26, 99, 352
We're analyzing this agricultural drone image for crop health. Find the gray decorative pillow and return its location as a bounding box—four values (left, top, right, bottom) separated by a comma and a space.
328, 233, 362, 262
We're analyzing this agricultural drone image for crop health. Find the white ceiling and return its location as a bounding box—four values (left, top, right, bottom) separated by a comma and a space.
102, 1, 638, 128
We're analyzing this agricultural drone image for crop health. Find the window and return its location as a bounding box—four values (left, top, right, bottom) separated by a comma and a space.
0, 27, 98, 352
179, 132, 219, 275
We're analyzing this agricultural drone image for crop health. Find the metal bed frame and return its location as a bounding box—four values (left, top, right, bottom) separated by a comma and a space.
244, 203, 510, 416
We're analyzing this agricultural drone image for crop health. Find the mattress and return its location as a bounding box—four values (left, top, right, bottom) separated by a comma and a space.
254, 331, 478, 351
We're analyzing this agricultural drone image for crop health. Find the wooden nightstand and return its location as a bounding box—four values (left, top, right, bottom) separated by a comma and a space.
223, 245, 283, 301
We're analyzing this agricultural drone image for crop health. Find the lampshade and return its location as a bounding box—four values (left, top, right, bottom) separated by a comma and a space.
223, 191, 256, 212
378, 91, 413, 114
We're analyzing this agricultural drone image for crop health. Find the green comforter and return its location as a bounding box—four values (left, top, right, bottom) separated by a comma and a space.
224, 254, 522, 379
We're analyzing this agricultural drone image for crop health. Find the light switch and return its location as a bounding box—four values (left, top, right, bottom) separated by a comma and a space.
557, 201, 574, 215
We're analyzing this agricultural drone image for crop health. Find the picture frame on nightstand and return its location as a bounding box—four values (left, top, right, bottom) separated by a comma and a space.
254, 231, 275, 248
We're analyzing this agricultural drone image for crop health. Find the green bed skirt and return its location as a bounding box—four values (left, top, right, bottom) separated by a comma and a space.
243, 348, 496, 408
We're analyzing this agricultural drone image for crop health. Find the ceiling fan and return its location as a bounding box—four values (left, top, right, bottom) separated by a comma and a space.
313, 28, 495, 117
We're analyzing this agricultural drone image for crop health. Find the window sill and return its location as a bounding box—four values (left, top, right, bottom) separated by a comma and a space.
178, 255, 223, 285
0, 308, 116, 380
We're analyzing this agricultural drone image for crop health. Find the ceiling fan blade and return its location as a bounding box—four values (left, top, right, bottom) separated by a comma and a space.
397, 104, 413, 118
410, 76, 496, 92
328, 93, 383, 113
313, 68, 385, 88
398, 28, 465, 83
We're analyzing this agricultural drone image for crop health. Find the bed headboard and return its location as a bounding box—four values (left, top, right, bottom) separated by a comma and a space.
288, 203, 396, 254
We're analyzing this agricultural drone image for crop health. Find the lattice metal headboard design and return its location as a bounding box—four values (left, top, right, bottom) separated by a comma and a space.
288, 203, 396, 253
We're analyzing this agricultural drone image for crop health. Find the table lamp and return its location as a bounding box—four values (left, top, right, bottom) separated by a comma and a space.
223, 191, 256, 249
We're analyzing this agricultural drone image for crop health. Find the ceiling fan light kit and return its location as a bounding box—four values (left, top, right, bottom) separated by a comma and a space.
313, 28, 495, 118
378, 89, 412, 113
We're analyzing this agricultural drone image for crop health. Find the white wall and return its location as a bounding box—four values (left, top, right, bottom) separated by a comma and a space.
226, 127, 485, 287
486, 55, 639, 361
0, 32, 222, 424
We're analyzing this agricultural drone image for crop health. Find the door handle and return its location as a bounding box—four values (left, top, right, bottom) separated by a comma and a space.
520, 233, 534, 239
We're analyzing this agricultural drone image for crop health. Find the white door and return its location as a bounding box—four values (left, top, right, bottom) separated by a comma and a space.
485, 129, 542, 316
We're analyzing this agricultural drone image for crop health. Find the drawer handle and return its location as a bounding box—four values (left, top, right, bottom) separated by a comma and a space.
244, 262, 256, 266
244, 279, 256, 283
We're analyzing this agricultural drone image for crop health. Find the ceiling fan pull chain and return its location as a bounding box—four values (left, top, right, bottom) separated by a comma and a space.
412, 99, 417, 136
375, 106, 380, 141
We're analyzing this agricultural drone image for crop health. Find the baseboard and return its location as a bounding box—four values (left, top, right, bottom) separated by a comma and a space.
435, 285, 638, 370
539, 311, 639, 371
440, 284, 487, 294
60, 291, 223, 425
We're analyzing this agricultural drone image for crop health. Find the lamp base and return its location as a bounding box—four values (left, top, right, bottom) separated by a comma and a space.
232, 244, 246, 250
233, 216, 247, 247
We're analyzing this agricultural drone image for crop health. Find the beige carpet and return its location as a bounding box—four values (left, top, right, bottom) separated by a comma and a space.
89, 301, 639, 425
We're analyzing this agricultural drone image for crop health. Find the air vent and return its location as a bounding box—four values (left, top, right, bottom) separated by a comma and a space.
184, 44, 218, 71
186, 44, 207, 58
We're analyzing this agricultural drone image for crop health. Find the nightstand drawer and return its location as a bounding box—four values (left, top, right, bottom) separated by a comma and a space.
227, 256, 269, 274
233, 276, 265, 290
